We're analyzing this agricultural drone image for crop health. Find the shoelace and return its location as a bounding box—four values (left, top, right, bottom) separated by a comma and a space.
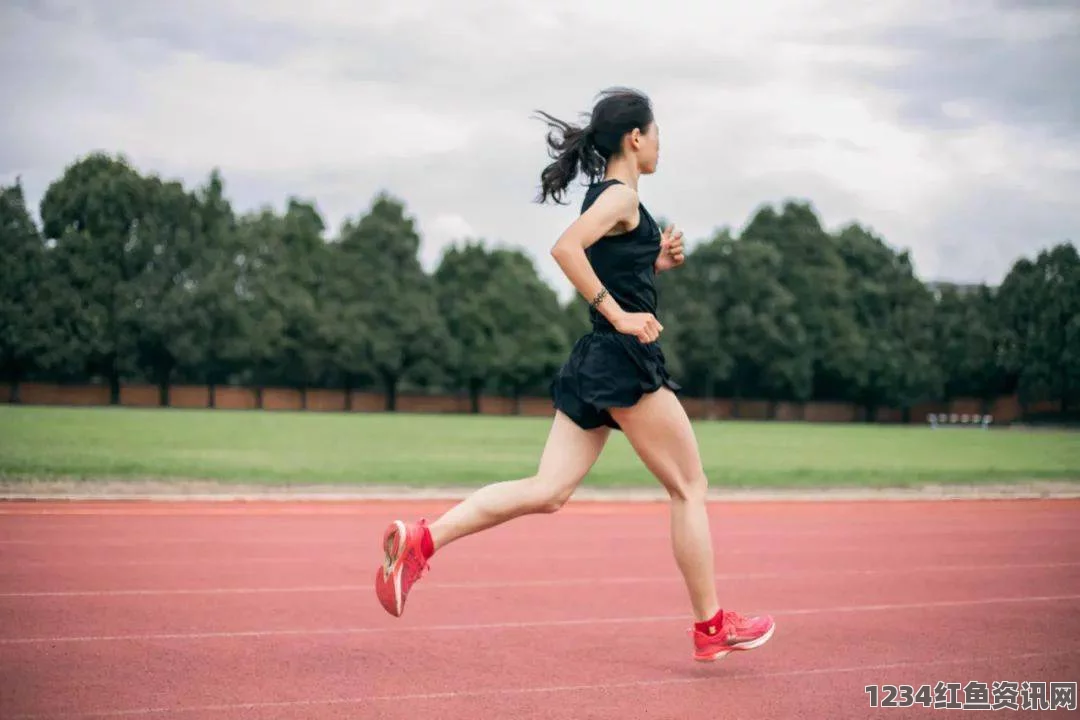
723, 610, 750, 629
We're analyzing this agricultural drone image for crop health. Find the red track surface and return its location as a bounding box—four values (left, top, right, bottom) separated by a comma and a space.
1, 499, 1078, 719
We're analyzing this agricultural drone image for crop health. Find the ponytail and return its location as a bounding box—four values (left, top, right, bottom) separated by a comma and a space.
534, 110, 605, 205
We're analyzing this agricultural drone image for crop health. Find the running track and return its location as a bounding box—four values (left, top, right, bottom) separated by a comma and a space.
1, 499, 1078, 719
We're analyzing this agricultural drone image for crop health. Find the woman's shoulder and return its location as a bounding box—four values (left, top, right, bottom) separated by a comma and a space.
587, 178, 637, 196
581, 179, 639, 213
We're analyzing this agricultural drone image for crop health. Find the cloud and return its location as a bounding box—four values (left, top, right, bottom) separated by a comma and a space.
1, 0, 1076, 299
859, 1, 1080, 136
420, 214, 477, 272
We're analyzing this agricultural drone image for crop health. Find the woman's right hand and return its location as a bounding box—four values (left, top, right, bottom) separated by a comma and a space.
613, 311, 664, 344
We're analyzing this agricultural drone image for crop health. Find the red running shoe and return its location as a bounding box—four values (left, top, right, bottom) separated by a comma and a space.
374, 519, 430, 617
692, 610, 775, 662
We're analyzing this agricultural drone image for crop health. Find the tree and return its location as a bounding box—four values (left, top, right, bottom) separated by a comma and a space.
835, 224, 940, 420
658, 231, 731, 408
740, 202, 863, 400
277, 199, 338, 404
235, 200, 336, 407
0, 181, 51, 402
323, 241, 374, 408
661, 230, 811, 417
39, 153, 151, 403
436, 243, 569, 412
182, 170, 248, 407
121, 175, 201, 406
931, 283, 1006, 409
337, 193, 449, 410
998, 242, 1080, 416
231, 209, 287, 403
719, 238, 812, 416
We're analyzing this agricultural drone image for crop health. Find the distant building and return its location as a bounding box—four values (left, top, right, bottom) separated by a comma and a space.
925, 281, 991, 299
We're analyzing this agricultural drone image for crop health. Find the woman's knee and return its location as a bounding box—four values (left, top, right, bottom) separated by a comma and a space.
663, 471, 708, 503
528, 475, 575, 513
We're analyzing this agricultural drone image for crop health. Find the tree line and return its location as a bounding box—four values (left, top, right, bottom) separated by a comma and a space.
1, 153, 1077, 419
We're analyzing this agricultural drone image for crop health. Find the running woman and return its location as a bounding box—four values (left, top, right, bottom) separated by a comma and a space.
375, 88, 775, 662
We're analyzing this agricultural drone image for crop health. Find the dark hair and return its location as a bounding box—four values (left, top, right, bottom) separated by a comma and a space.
534, 87, 654, 205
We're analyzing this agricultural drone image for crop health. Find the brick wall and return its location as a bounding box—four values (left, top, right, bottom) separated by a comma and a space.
0, 381, 1045, 424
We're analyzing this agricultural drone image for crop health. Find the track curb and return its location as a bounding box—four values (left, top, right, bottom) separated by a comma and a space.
2, 480, 1079, 503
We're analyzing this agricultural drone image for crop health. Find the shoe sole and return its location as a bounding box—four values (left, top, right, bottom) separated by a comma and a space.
376, 520, 407, 617
694, 623, 776, 662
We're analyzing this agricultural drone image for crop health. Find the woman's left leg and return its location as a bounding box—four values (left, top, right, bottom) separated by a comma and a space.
607, 388, 718, 620
608, 387, 775, 661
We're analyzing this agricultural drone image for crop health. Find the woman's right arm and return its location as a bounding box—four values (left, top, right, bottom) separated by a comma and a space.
549, 185, 664, 344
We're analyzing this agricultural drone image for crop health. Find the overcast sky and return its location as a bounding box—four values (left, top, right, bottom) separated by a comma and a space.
2, 0, 1077, 298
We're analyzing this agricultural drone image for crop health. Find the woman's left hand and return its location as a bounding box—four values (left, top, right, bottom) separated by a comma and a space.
655, 224, 685, 273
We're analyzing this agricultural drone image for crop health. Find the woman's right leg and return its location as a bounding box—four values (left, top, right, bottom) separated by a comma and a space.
429, 411, 611, 550
375, 410, 609, 616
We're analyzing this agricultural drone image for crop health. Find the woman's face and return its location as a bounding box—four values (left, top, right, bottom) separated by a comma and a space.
635, 121, 660, 174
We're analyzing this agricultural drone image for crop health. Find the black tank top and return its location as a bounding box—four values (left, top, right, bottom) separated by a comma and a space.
581, 179, 662, 331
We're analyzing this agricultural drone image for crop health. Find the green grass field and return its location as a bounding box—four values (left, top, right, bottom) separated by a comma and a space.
0, 406, 1077, 489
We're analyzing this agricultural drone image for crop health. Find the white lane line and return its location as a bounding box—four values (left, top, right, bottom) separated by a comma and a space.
2, 524, 1077, 546
0, 585, 364, 598
3, 556, 356, 568
7, 647, 1079, 719
0, 537, 365, 547
1, 560, 1077, 598
2, 594, 1078, 645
